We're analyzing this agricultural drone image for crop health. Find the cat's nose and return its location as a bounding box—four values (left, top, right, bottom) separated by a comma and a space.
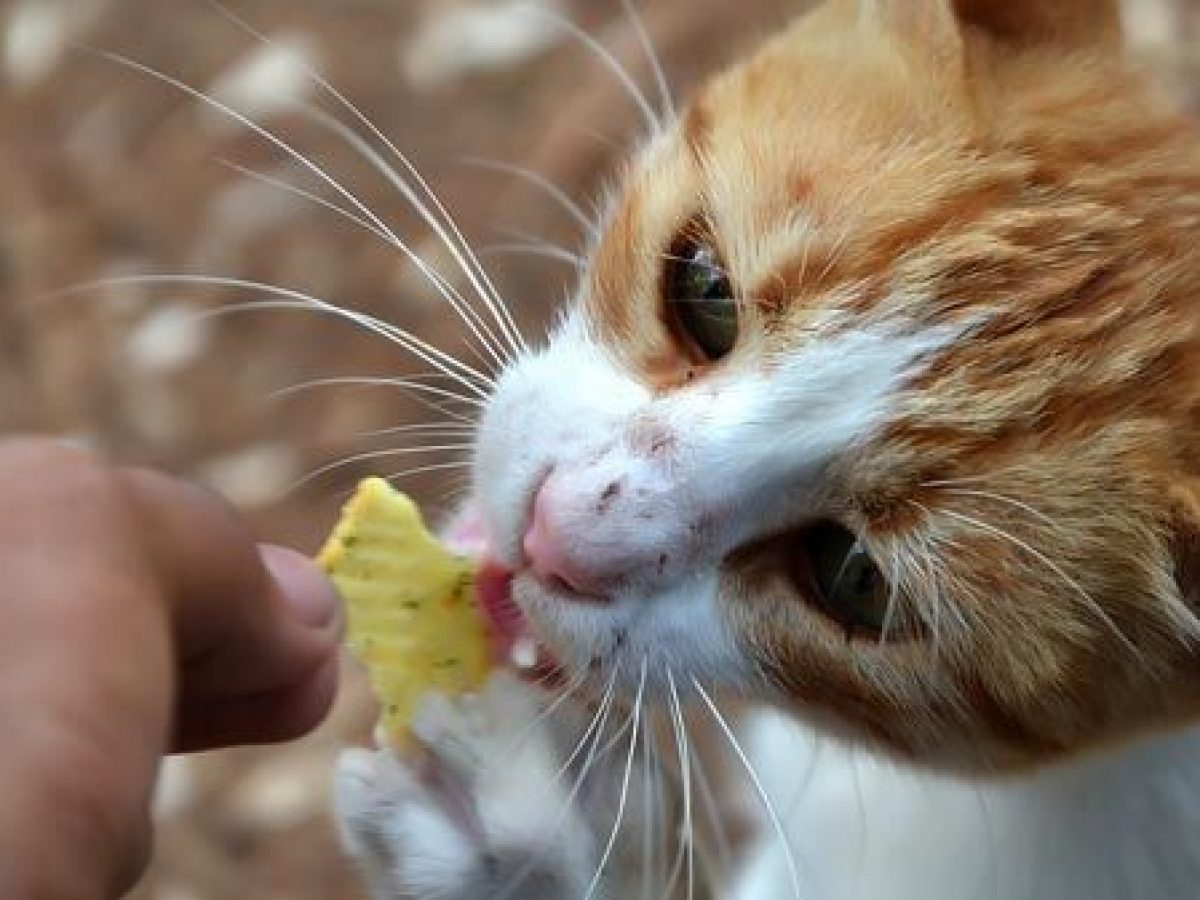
522, 478, 611, 601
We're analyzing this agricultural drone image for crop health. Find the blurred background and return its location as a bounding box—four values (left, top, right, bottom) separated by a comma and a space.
0, 1, 1195, 897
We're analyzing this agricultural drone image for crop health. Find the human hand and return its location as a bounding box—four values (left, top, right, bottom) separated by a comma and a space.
0, 438, 343, 900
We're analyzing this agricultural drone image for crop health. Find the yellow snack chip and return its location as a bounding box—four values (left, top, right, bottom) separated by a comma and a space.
317, 477, 493, 745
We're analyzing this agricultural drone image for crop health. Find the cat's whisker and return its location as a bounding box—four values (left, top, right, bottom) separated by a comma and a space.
289, 444, 474, 494
57, 273, 494, 398
206, 1, 527, 362
218, 159, 393, 246
463, 158, 600, 240
916, 529, 974, 639
593, 708, 636, 761
556, 665, 621, 782
640, 692, 655, 900
663, 669, 696, 900
880, 552, 903, 647
923, 484, 1061, 530
270, 376, 484, 409
300, 107, 524, 365
92, 51, 412, 272
488, 220, 582, 250
498, 672, 588, 761
288, 373, 481, 428
584, 657, 648, 900
517, 3, 662, 136
688, 727, 733, 888
437, 480, 472, 511
916, 502, 1150, 670
653, 718, 669, 897
218, 163, 506, 373
912, 534, 947, 665
491, 667, 621, 900
350, 427, 472, 448
357, 421, 476, 440
207, 299, 491, 400
378, 461, 473, 488
478, 243, 586, 268
693, 678, 805, 900
619, 0, 674, 122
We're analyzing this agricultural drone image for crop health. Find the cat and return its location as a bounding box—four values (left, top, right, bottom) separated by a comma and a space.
334, 0, 1200, 898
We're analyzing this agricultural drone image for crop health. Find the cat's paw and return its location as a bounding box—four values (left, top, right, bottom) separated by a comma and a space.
334, 745, 481, 898
334, 672, 596, 900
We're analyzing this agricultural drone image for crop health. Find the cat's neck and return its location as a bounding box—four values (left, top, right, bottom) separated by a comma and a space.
737, 714, 1200, 900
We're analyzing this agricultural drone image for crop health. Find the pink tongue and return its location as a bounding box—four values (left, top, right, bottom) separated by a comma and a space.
476, 560, 524, 660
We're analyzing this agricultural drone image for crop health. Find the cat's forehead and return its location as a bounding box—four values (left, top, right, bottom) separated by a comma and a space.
611, 18, 982, 306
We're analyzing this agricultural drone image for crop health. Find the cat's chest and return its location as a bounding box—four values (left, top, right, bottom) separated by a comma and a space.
732, 712, 1200, 900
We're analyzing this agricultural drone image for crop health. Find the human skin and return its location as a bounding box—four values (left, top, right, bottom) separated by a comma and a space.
0, 437, 343, 900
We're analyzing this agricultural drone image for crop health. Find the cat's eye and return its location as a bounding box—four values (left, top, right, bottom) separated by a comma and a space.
804, 522, 890, 637
664, 238, 739, 362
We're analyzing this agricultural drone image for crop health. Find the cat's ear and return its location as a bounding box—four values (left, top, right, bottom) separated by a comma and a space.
861, 0, 1123, 53
858, 0, 963, 54
950, 0, 1124, 50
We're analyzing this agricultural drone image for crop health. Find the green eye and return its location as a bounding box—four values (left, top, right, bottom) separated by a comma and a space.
805, 522, 890, 636
664, 238, 738, 362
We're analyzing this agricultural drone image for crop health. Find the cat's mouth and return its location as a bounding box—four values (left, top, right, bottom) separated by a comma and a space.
477, 559, 565, 686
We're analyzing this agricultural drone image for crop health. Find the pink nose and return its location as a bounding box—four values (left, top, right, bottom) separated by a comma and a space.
522, 481, 609, 600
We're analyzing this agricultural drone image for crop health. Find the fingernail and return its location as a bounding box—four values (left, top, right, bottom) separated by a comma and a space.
260, 544, 341, 629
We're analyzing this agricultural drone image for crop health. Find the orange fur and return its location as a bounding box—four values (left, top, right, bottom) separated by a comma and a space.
586, 0, 1200, 772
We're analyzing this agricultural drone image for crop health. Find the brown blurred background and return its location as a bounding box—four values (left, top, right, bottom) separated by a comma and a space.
0, 1, 1194, 897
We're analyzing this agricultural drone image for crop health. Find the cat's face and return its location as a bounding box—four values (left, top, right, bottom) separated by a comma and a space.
474, 0, 1200, 773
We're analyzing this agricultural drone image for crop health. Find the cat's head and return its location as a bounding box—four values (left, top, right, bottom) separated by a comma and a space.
474, 0, 1200, 773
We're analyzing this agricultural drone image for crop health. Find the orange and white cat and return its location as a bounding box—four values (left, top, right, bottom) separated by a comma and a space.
335, 1, 1200, 898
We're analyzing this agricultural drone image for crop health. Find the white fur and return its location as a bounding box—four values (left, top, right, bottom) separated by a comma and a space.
733, 714, 1200, 900
474, 306, 957, 695
335, 674, 597, 900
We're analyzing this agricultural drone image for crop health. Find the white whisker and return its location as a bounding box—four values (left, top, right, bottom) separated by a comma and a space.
498, 673, 587, 761
218, 159, 394, 245
689, 730, 732, 887
924, 484, 1060, 529
357, 422, 477, 440
491, 667, 620, 900
300, 107, 521, 366
55, 273, 494, 399
291, 444, 473, 492
215, 162, 502, 375
693, 678, 804, 900
379, 461, 473, 486
270, 376, 484, 409
584, 657, 648, 900
92, 51, 406, 268
204, 299, 491, 399
919, 502, 1148, 667
159, 272, 488, 387
641, 695, 655, 900
517, 3, 662, 135
478, 243, 585, 268
663, 670, 695, 900
557, 667, 621, 781
463, 157, 599, 239
205, 1, 527, 360
880, 552, 902, 647
619, 0, 673, 121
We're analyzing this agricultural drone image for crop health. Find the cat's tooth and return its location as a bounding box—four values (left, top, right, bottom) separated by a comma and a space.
511, 636, 538, 670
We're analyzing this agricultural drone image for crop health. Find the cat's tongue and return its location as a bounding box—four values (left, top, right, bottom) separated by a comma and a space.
476, 560, 563, 685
